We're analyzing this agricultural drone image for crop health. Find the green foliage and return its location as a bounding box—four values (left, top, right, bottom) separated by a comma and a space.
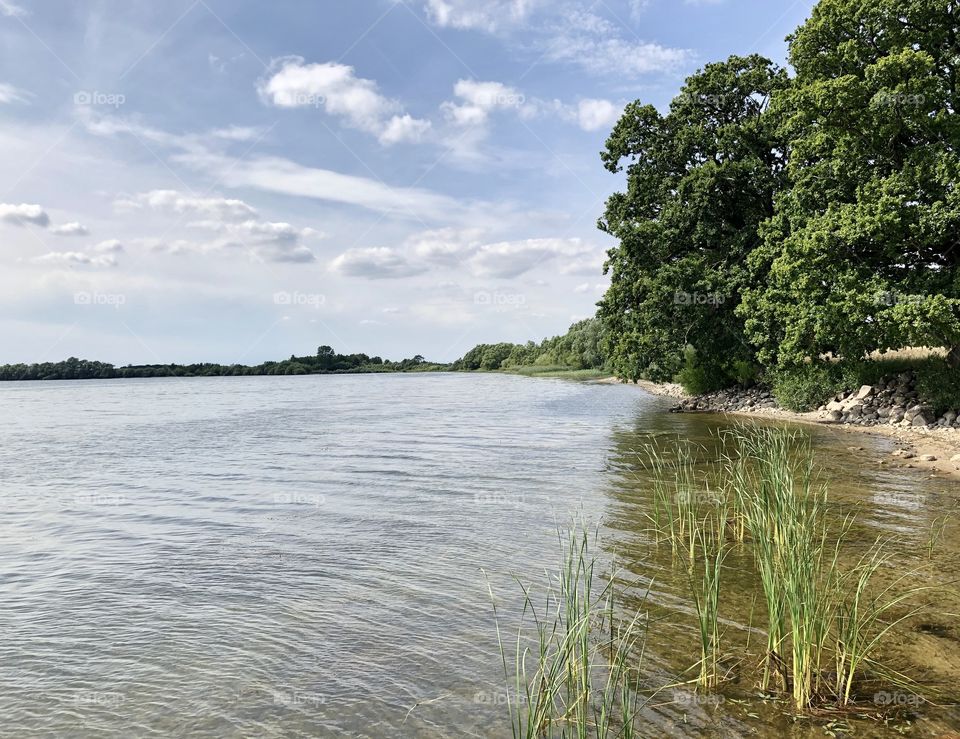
453, 318, 608, 373
597, 54, 789, 381
769, 364, 839, 411
675, 348, 734, 395
740, 0, 960, 366
0, 349, 447, 381
913, 360, 960, 415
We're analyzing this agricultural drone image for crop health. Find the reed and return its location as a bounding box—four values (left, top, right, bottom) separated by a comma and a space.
689, 515, 728, 690
724, 425, 925, 710
643, 442, 705, 562
487, 524, 649, 738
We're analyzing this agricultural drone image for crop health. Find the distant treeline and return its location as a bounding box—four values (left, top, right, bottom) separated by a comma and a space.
451, 318, 606, 372
0, 346, 447, 381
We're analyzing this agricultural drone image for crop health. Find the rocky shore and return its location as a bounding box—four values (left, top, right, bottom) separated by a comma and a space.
670, 370, 960, 431
599, 374, 960, 480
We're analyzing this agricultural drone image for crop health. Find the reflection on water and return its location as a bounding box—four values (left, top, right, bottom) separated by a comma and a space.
0, 373, 957, 737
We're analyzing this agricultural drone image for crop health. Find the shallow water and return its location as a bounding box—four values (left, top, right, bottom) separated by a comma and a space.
0, 373, 957, 737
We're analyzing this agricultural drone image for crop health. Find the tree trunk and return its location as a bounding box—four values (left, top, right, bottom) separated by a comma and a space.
948, 345, 960, 369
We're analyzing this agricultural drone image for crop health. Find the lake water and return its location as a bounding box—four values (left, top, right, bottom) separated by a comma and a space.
1, 373, 958, 737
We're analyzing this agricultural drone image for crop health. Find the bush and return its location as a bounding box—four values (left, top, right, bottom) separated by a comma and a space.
676, 348, 736, 395
914, 359, 960, 415
769, 364, 838, 411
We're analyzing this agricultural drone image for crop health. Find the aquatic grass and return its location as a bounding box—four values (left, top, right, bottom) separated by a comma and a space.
689, 515, 728, 690
642, 441, 706, 563
486, 524, 650, 738
722, 425, 928, 711
832, 542, 929, 706
926, 516, 948, 559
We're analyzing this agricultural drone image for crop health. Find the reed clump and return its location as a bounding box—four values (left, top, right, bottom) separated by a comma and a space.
722, 426, 925, 711
486, 525, 649, 738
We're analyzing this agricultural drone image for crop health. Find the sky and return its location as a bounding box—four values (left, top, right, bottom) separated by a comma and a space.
0, 0, 816, 365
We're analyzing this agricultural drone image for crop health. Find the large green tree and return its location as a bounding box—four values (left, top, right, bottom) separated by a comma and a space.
597, 55, 789, 382
741, 0, 960, 367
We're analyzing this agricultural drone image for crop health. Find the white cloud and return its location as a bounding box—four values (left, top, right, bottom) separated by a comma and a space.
423, 0, 538, 32
93, 239, 124, 253
544, 12, 691, 76
258, 57, 430, 145
32, 251, 117, 268
190, 218, 317, 263
379, 114, 432, 145
330, 247, 426, 279
118, 190, 317, 264
51, 222, 90, 236
576, 98, 622, 131
116, 190, 258, 221
0, 0, 25, 17
0, 83, 30, 104
0, 203, 50, 228
558, 251, 606, 276
183, 152, 465, 222
468, 237, 593, 278
407, 227, 485, 265
442, 79, 530, 128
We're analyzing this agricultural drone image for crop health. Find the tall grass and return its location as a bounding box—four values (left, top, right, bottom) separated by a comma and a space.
724, 425, 926, 710
690, 517, 728, 690
644, 442, 704, 562
486, 525, 649, 738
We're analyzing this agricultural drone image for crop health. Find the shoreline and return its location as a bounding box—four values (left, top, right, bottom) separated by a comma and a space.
595, 376, 960, 482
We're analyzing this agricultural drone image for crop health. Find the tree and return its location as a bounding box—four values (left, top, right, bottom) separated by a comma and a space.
597, 55, 789, 382
740, 0, 960, 367
316, 345, 336, 370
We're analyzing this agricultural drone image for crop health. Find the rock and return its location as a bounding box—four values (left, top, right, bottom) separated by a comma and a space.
951, 454, 960, 463
919, 454, 938, 462
891, 450, 915, 459
853, 384, 874, 400
912, 413, 932, 427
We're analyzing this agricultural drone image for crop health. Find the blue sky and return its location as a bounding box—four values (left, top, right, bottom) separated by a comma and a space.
0, 0, 815, 365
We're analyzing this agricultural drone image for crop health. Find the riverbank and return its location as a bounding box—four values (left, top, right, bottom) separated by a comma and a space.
595, 376, 960, 482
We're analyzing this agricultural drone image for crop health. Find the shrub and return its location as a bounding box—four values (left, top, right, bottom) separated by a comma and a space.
769, 364, 838, 411
676, 348, 735, 395
915, 359, 960, 415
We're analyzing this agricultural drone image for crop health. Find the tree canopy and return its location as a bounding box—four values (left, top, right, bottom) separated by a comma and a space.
597, 54, 789, 383
598, 0, 960, 384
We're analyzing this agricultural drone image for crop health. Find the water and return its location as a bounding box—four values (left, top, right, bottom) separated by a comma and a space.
0, 373, 957, 737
